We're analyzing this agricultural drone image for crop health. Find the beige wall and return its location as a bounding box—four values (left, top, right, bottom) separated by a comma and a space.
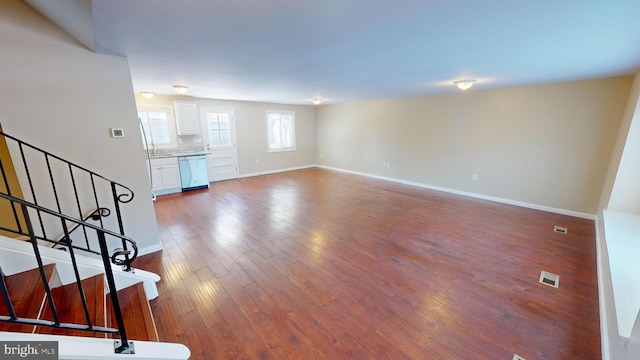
135, 94, 316, 176
0, 0, 160, 253
607, 76, 640, 214
599, 74, 640, 214
316, 77, 632, 214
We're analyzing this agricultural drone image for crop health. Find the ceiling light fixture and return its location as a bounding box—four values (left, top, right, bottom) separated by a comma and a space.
454, 80, 476, 91
172, 85, 189, 94
312, 98, 323, 106
140, 92, 155, 99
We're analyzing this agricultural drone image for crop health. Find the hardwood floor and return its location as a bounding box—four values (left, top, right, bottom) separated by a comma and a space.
134, 168, 600, 359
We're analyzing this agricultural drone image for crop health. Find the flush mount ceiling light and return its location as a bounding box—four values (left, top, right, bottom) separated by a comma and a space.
312, 98, 323, 106
140, 92, 155, 99
172, 85, 189, 94
454, 80, 476, 91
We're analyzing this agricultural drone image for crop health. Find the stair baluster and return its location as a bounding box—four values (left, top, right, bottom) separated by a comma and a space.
0, 131, 141, 354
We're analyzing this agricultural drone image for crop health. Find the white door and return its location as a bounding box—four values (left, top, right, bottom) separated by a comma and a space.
200, 107, 239, 182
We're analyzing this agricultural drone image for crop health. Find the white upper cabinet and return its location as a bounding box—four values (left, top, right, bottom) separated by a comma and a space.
173, 101, 201, 135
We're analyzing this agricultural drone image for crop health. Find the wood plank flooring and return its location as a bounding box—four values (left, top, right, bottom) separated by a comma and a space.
134, 168, 600, 359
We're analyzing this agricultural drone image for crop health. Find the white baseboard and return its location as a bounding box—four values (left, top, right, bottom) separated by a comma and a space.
595, 217, 611, 360
239, 164, 315, 179
316, 165, 596, 220
153, 187, 182, 196
138, 242, 163, 256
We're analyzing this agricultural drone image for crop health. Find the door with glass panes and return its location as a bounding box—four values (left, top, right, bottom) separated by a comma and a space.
200, 107, 239, 182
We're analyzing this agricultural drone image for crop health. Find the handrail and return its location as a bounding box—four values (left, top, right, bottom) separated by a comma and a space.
0, 130, 135, 269
0, 131, 134, 198
0, 131, 139, 354
0, 190, 137, 353
55, 207, 111, 248
0, 193, 138, 264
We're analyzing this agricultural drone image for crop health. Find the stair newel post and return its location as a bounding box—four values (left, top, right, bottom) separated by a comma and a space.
96, 230, 135, 355
22, 203, 60, 326
110, 182, 132, 272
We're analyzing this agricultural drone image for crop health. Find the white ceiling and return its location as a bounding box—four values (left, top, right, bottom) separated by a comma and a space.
28, 0, 640, 105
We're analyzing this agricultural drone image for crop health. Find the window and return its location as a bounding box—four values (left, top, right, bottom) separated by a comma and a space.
206, 112, 231, 148
138, 106, 176, 147
267, 111, 295, 152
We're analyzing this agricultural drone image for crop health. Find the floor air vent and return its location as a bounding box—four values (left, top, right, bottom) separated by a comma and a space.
553, 225, 568, 234
539, 271, 560, 288
512, 355, 526, 360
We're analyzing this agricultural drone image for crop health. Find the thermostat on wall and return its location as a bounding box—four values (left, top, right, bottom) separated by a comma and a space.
111, 128, 125, 138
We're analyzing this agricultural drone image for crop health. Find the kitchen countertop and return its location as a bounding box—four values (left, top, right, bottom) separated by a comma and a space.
146, 150, 211, 159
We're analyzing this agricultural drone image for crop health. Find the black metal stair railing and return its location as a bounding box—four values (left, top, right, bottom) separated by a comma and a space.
0, 130, 134, 270
54, 207, 111, 251
0, 193, 138, 354
0, 131, 141, 354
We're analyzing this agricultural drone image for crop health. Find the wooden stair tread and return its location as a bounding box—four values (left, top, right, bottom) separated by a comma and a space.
2, 264, 158, 344
0, 264, 56, 333
106, 282, 159, 342
37, 274, 106, 338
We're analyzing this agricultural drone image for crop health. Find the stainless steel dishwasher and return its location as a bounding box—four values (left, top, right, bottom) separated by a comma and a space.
178, 155, 209, 191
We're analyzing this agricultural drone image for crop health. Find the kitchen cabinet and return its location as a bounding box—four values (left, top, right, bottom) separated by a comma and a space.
150, 157, 181, 195
173, 101, 200, 135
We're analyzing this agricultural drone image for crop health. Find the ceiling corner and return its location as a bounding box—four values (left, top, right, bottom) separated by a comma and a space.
25, 0, 95, 52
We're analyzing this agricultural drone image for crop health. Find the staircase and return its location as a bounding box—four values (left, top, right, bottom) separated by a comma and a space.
1, 265, 158, 341
0, 131, 189, 359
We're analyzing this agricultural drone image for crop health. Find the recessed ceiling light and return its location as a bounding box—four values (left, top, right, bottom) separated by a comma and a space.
312, 98, 323, 106
454, 80, 476, 91
172, 85, 189, 94
140, 92, 155, 99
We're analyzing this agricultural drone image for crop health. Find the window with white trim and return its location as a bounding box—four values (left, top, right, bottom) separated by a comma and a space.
205, 111, 232, 148
267, 111, 295, 152
138, 106, 177, 148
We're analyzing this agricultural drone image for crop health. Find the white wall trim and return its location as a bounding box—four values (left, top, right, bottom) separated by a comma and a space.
239, 164, 315, 179
138, 242, 163, 256
595, 216, 611, 360
153, 187, 182, 196
316, 165, 596, 220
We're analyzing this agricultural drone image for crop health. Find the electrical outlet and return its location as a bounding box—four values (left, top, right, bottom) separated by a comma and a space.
472, 174, 478, 181
256, 159, 260, 164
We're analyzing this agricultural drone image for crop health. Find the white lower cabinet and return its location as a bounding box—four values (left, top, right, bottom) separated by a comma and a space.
149, 157, 181, 195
